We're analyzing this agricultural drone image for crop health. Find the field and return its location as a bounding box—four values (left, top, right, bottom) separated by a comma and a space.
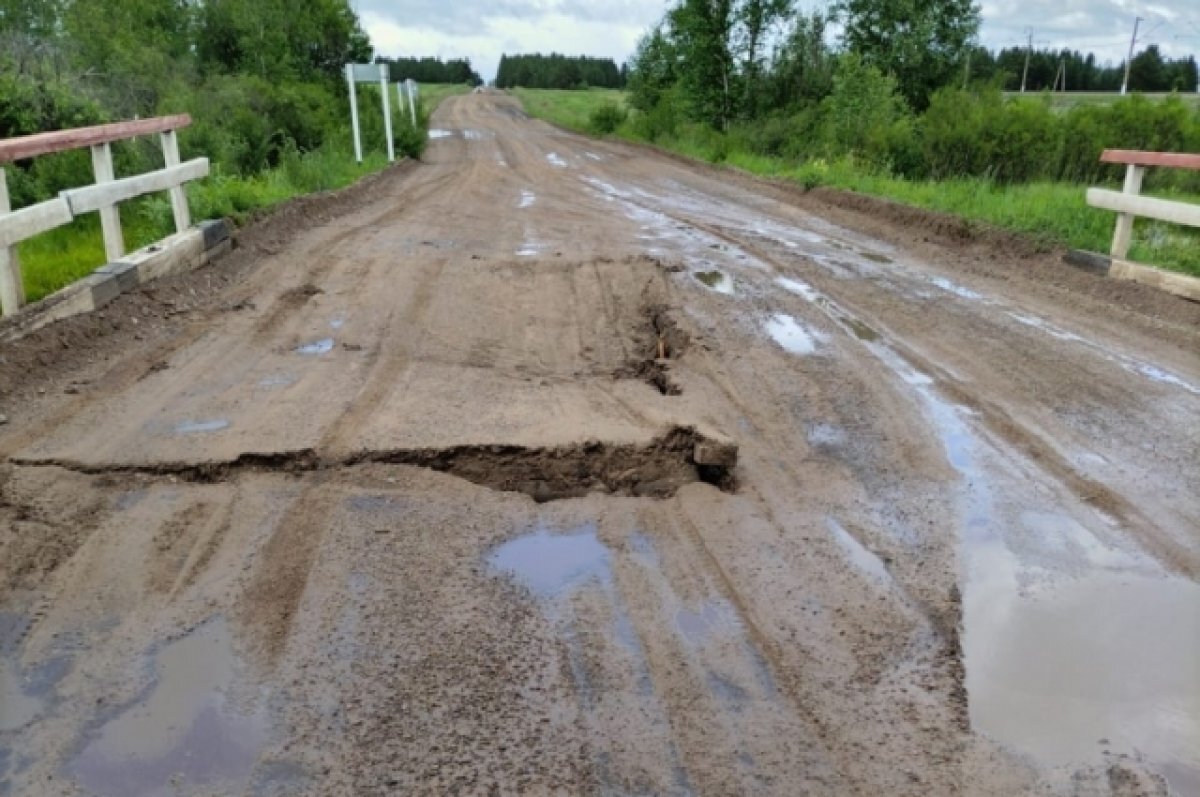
513, 88, 1200, 277
1003, 91, 1200, 110
511, 87, 626, 131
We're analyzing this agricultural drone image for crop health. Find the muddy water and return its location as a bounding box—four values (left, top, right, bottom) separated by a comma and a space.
964, 521, 1200, 792
70, 618, 267, 797
0, 659, 44, 732
865, 339, 1200, 790
764, 314, 824, 356
295, 338, 334, 355
489, 524, 611, 597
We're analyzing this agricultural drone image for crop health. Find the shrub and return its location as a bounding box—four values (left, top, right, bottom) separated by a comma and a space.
821, 53, 911, 169
589, 100, 628, 135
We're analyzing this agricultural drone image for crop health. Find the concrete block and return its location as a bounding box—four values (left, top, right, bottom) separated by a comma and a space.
85, 272, 122, 309
1063, 250, 1111, 276
96, 260, 139, 292
199, 218, 231, 249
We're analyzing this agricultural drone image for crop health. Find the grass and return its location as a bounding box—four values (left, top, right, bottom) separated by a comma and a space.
511, 88, 626, 132
1003, 91, 1200, 111
513, 88, 1200, 278
13, 84, 469, 304
418, 82, 473, 113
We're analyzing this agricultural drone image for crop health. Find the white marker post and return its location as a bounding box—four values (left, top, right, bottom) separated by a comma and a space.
345, 64, 363, 163
406, 79, 418, 126
395, 82, 408, 127
380, 67, 394, 162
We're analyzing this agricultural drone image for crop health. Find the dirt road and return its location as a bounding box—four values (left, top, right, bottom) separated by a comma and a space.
2, 92, 1198, 796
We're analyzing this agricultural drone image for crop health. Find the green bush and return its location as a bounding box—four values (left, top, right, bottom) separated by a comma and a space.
588, 100, 628, 134
821, 53, 911, 169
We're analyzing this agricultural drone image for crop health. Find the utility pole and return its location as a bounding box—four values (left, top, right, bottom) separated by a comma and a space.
1121, 16, 1143, 95
1020, 29, 1033, 93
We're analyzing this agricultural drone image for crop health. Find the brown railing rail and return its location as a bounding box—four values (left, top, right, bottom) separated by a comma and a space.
0, 115, 192, 164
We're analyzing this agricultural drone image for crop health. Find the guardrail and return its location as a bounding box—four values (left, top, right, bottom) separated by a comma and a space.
0, 115, 209, 317
1085, 149, 1200, 301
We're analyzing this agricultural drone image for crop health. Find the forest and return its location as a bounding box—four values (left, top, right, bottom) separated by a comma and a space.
378, 56, 482, 87
495, 54, 627, 90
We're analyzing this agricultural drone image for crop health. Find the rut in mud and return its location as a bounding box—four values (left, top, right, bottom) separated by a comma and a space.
1, 91, 1198, 797
10, 426, 737, 500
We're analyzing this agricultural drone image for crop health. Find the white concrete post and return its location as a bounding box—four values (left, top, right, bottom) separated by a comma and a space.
90, 142, 124, 262
346, 64, 363, 163
0, 167, 25, 317
380, 66, 395, 162
406, 82, 417, 126
160, 129, 191, 233
1111, 164, 1145, 259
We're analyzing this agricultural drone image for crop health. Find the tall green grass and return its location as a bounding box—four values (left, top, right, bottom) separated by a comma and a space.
511, 88, 627, 132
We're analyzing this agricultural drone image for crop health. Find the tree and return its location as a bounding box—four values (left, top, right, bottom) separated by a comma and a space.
735, 0, 791, 116
835, 0, 980, 110
627, 26, 679, 111
667, 0, 738, 128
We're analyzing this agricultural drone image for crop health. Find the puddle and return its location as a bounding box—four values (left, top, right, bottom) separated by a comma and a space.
764, 314, 824, 355
840, 316, 879, 341
257, 374, 295, 388
295, 338, 334, 355
463, 129, 488, 140
329, 317, 345, 330
674, 600, 739, 645
965, 545, 1200, 791
518, 190, 536, 209
428, 129, 453, 139
489, 524, 610, 598
546, 152, 567, 167
859, 251, 892, 264
930, 276, 983, 300
71, 618, 267, 797
1130, 363, 1200, 395
826, 518, 891, 584
693, 270, 734, 295
775, 276, 820, 302
868, 340, 1200, 789
0, 659, 44, 732
516, 246, 539, 257
585, 152, 603, 161
173, 419, 229, 435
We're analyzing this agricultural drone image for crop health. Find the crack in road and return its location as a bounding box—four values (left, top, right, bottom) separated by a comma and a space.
8, 426, 738, 503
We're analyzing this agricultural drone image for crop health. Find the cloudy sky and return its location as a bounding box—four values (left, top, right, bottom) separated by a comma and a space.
356, 0, 1199, 82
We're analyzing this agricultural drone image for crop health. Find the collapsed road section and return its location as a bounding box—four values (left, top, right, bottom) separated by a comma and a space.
1, 91, 1198, 796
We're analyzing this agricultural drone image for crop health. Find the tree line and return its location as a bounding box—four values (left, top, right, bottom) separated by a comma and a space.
969, 45, 1198, 93
377, 56, 482, 86
495, 54, 626, 90
623, 0, 1200, 190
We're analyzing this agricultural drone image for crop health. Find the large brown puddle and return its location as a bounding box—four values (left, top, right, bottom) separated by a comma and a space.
70, 618, 267, 797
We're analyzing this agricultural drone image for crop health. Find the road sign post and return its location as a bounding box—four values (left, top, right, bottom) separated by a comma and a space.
345, 63, 394, 164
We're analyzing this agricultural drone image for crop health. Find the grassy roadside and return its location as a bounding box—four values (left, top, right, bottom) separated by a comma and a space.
512, 88, 626, 132
15, 83, 472, 303
514, 89, 1200, 278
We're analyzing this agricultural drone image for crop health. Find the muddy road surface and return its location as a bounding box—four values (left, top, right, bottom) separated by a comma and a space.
2, 93, 1198, 796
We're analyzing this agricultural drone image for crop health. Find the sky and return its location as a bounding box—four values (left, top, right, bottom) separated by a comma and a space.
356, 0, 1200, 83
